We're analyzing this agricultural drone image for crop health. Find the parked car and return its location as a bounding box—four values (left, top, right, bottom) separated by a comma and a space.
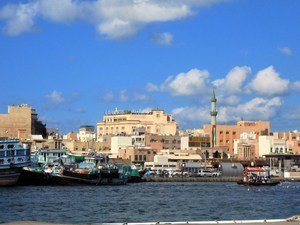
199, 170, 214, 177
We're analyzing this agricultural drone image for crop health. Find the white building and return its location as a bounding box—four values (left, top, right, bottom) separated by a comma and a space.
259, 136, 289, 156
78, 125, 96, 142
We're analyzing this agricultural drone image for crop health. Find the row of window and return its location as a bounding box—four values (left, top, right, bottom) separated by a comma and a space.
0, 144, 15, 149
134, 155, 147, 161
219, 131, 236, 135
0, 149, 29, 157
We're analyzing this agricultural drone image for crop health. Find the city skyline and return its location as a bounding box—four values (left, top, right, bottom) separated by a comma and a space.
1, 0, 300, 134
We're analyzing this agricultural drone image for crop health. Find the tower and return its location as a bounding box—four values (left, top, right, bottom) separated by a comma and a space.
210, 90, 217, 147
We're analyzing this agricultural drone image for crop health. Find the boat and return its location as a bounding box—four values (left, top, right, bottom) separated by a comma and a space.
123, 165, 144, 183
0, 138, 31, 186
237, 166, 280, 186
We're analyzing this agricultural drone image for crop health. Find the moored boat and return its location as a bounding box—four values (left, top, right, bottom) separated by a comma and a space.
237, 166, 280, 186
0, 138, 31, 186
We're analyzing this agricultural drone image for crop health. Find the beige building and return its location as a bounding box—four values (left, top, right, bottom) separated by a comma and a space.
233, 132, 258, 160
0, 104, 38, 140
97, 109, 177, 138
203, 120, 270, 158
273, 131, 300, 154
259, 136, 289, 156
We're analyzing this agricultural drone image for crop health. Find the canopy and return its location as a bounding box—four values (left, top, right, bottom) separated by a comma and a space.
245, 167, 265, 172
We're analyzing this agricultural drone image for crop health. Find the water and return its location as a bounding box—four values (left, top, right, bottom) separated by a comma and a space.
1, 182, 300, 224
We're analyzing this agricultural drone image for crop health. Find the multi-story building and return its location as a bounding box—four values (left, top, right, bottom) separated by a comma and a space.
234, 132, 258, 160
259, 136, 289, 156
78, 125, 96, 142
273, 131, 300, 154
0, 104, 40, 140
97, 109, 177, 138
203, 120, 270, 158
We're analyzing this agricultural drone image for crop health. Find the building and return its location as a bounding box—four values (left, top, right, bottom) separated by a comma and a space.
273, 131, 300, 154
78, 125, 96, 142
145, 134, 181, 152
234, 132, 258, 160
0, 104, 40, 140
203, 121, 270, 158
118, 147, 155, 166
259, 136, 289, 155
97, 109, 177, 138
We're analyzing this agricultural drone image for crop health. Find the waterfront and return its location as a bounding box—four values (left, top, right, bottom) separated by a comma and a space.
1, 182, 300, 224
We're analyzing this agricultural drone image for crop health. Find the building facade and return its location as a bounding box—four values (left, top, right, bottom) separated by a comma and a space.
0, 104, 38, 140
97, 109, 177, 138
203, 121, 270, 158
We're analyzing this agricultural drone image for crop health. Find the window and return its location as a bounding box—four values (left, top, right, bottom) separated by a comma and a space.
7, 150, 14, 156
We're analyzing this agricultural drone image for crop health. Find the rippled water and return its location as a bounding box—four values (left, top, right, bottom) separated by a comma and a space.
1, 182, 300, 224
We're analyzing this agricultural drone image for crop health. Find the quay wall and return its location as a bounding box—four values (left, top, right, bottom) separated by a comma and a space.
141, 176, 300, 182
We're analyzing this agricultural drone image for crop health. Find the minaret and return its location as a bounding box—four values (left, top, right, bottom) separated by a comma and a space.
210, 89, 217, 147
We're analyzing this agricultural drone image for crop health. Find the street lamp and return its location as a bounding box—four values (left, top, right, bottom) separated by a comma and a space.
181, 162, 186, 178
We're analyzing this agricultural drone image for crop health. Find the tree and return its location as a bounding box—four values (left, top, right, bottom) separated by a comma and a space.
32, 119, 47, 138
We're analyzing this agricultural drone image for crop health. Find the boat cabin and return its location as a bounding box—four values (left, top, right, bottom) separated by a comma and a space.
243, 167, 271, 183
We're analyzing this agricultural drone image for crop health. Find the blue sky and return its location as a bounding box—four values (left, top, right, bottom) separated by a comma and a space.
0, 0, 300, 134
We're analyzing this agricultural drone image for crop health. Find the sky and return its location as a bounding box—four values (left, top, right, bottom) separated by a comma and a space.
0, 0, 300, 135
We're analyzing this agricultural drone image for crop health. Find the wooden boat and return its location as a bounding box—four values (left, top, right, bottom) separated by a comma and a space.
237, 166, 280, 186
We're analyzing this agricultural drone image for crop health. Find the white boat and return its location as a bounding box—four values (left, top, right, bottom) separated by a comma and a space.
0, 138, 31, 186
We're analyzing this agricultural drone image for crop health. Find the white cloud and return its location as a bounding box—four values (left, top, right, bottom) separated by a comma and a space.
278, 47, 293, 56
148, 68, 210, 96
172, 97, 283, 129
247, 66, 289, 96
172, 107, 210, 127
45, 90, 65, 104
0, 2, 38, 36
0, 0, 227, 39
213, 66, 251, 94
39, 0, 80, 23
151, 32, 173, 45
233, 97, 282, 121
291, 81, 300, 92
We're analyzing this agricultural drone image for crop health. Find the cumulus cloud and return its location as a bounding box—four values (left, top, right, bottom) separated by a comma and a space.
45, 90, 65, 104
247, 66, 289, 96
0, 0, 226, 39
291, 81, 300, 92
172, 107, 210, 127
172, 97, 283, 128
147, 68, 210, 96
213, 66, 251, 94
278, 47, 293, 56
151, 32, 173, 45
0, 2, 38, 36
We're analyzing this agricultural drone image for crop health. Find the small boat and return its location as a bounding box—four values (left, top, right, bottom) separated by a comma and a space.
237, 166, 280, 186
0, 138, 31, 186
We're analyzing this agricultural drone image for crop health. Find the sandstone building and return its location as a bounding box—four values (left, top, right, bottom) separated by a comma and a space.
0, 104, 42, 140
97, 109, 177, 138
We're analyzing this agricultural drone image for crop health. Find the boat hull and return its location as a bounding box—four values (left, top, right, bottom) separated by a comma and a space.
0, 169, 21, 186
17, 167, 54, 186
237, 180, 280, 186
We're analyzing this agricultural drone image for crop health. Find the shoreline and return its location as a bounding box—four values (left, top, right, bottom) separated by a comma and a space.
141, 176, 300, 182
1, 218, 300, 225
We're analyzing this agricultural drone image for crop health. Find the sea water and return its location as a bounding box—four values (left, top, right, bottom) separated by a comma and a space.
0, 182, 299, 224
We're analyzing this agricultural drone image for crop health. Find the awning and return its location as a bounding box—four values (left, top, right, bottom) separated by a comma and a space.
245, 167, 265, 172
